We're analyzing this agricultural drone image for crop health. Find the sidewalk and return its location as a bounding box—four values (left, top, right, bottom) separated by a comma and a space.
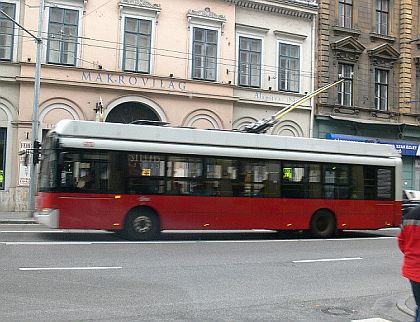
0, 211, 37, 224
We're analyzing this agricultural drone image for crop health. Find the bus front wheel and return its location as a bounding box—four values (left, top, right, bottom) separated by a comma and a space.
124, 208, 160, 241
310, 210, 336, 238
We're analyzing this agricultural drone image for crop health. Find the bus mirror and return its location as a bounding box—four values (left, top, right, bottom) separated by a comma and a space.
33, 140, 42, 165
24, 153, 29, 167
58, 152, 65, 165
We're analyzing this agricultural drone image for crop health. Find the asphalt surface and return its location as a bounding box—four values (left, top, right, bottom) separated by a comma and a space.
0, 211, 417, 321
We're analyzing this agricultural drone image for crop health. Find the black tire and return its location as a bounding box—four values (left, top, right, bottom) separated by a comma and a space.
310, 210, 336, 238
124, 208, 160, 241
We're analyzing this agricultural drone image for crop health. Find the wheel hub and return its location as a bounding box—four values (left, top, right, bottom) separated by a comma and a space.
133, 215, 152, 233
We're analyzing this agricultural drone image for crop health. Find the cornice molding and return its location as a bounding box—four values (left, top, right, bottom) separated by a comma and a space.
330, 36, 365, 62
119, 0, 161, 20
236, 23, 269, 34
187, 7, 226, 33
119, 0, 161, 10
274, 30, 307, 41
187, 7, 226, 21
368, 43, 400, 68
222, 0, 318, 20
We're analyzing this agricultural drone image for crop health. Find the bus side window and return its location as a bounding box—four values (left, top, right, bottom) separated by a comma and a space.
205, 158, 238, 197
127, 153, 165, 194
282, 163, 305, 198
323, 164, 350, 199
166, 156, 203, 195
60, 153, 78, 190
350, 165, 364, 199
308, 164, 321, 198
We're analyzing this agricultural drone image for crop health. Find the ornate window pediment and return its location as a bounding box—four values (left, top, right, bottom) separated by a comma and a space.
45, 0, 87, 8
368, 43, 399, 68
187, 7, 226, 33
330, 36, 365, 62
119, 0, 161, 20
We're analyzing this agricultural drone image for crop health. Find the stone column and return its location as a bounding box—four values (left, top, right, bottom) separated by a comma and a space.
399, 0, 413, 113
317, 0, 331, 106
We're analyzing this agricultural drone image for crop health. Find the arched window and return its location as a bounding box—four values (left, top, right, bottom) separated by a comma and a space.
106, 102, 159, 124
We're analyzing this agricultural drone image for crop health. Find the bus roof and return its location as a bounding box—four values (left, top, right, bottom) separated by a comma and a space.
51, 120, 400, 159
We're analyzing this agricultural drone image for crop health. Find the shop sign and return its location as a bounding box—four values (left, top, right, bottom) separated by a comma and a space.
19, 140, 31, 186
82, 72, 187, 92
326, 133, 420, 156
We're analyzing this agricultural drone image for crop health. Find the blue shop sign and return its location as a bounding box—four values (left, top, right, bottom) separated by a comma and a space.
326, 133, 419, 156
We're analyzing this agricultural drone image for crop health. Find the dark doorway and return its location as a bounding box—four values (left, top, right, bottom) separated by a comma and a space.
106, 102, 159, 124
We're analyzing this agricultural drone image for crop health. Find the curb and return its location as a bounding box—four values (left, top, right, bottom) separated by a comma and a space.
0, 220, 38, 224
396, 295, 416, 317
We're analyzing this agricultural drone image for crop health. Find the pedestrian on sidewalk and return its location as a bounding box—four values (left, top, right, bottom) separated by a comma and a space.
399, 205, 420, 322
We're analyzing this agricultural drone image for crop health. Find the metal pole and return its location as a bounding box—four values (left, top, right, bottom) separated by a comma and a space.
28, 0, 44, 215
0, 9, 40, 42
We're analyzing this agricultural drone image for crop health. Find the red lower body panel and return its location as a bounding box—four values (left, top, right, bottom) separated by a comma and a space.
36, 192, 401, 231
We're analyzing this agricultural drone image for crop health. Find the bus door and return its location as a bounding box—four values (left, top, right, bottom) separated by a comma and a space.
164, 156, 219, 229
58, 151, 126, 229
212, 160, 283, 229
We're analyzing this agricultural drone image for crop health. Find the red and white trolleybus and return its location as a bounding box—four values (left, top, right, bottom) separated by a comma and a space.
35, 120, 402, 240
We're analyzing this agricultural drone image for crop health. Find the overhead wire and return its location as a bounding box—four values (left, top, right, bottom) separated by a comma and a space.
3, 27, 405, 96
0, 21, 316, 80
0, 30, 322, 83
0, 1, 409, 94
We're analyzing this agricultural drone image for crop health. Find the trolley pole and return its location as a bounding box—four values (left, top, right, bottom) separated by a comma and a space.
28, 0, 45, 216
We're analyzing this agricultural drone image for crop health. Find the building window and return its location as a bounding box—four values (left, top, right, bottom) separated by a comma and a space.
47, 7, 79, 66
192, 27, 218, 81
278, 43, 300, 92
375, 69, 388, 111
123, 17, 152, 73
376, 0, 389, 35
338, 0, 352, 29
338, 64, 353, 106
238, 37, 261, 87
0, 2, 16, 61
0, 128, 5, 190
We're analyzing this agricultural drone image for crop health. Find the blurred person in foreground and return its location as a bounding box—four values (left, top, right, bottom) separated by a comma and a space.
399, 205, 420, 322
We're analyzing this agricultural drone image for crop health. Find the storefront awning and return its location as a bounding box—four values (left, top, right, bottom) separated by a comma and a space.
326, 133, 419, 156
328, 115, 404, 125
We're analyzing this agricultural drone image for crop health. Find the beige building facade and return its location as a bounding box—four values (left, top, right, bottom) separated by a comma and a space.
0, 0, 317, 211
314, 0, 420, 190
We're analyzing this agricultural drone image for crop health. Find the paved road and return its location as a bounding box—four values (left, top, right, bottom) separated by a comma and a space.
0, 226, 414, 322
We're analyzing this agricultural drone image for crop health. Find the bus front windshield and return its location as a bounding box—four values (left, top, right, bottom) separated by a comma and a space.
38, 135, 58, 191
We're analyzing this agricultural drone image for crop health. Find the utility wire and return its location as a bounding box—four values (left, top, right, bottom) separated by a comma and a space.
2, 29, 406, 94
0, 24, 316, 77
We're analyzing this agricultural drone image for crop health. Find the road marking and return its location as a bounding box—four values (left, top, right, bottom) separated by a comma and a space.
1, 237, 395, 246
352, 318, 392, 322
0, 230, 66, 233
19, 266, 122, 271
6, 242, 94, 245
292, 257, 363, 263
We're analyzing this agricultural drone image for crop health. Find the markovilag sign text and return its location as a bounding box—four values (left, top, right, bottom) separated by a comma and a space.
82, 72, 187, 92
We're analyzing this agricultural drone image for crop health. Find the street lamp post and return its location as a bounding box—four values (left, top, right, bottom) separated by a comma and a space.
28, 0, 45, 215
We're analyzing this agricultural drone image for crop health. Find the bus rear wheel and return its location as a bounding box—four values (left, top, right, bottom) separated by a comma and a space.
310, 210, 336, 238
124, 208, 160, 241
